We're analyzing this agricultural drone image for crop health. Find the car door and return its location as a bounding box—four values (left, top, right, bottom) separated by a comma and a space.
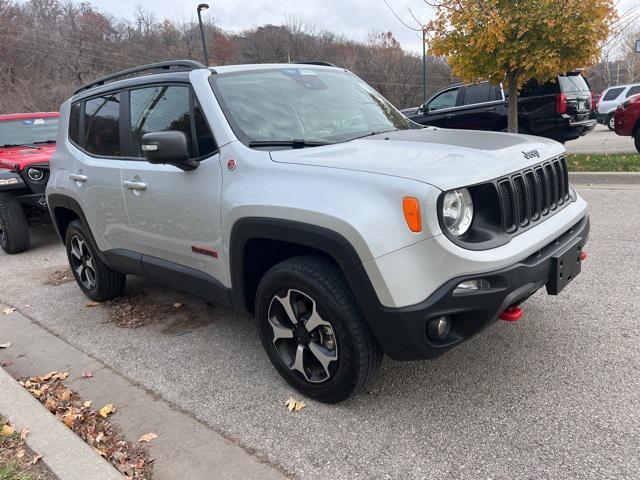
68, 92, 134, 252
455, 83, 504, 130
413, 87, 462, 128
120, 84, 225, 283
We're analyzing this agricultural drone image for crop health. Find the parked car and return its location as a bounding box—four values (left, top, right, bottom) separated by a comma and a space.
47, 60, 589, 403
597, 83, 640, 130
0, 112, 59, 254
403, 73, 596, 143
613, 93, 640, 153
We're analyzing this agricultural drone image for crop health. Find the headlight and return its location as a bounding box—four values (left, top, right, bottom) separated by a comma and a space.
442, 188, 474, 236
27, 168, 44, 181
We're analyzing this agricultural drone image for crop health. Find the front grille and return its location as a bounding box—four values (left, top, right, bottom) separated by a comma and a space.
497, 157, 571, 234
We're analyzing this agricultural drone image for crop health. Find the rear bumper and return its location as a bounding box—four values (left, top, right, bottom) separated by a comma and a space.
563, 118, 596, 141
366, 214, 590, 361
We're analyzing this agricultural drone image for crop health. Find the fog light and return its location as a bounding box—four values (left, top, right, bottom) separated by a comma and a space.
427, 316, 451, 342
453, 279, 490, 295
27, 168, 44, 181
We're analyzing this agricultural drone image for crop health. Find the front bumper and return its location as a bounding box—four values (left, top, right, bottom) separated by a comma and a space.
366, 214, 590, 361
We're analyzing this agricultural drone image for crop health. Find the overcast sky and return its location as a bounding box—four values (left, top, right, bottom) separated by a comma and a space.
88, 0, 638, 55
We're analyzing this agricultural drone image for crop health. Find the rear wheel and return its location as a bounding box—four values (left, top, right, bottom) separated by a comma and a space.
635, 128, 640, 154
0, 193, 30, 254
606, 114, 615, 131
255, 255, 382, 403
65, 220, 126, 301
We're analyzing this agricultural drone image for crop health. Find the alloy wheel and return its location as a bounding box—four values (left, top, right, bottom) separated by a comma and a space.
267, 289, 338, 383
69, 235, 97, 290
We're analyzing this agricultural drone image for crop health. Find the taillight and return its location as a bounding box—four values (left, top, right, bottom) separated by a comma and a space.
556, 93, 567, 115
591, 92, 598, 110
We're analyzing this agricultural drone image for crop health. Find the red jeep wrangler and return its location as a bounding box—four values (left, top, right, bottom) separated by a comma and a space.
0, 112, 59, 254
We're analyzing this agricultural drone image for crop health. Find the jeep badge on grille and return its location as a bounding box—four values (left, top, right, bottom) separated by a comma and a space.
522, 149, 541, 159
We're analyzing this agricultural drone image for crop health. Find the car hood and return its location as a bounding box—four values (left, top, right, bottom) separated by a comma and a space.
269, 128, 564, 191
0, 144, 55, 171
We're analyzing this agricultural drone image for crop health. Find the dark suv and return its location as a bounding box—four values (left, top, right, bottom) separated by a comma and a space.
403, 73, 596, 143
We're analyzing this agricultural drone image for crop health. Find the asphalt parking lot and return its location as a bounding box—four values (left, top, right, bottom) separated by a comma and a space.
1, 185, 639, 479
566, 124, 637, 154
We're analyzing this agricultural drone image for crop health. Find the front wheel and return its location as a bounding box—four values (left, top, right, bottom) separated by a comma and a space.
606, 114, 615, 131
65, 220, 126, 302
255, 256, 382, 403
635, 129, 640, 154
0, 193, 30, 254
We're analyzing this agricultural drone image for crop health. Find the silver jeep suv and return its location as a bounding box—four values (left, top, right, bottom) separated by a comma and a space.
46, 60, 589, 403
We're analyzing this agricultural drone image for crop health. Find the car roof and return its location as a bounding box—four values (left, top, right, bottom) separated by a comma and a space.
604, 83, 640, 91
0, 112, 59, 121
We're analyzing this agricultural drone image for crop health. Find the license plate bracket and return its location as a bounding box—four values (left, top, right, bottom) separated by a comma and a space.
546, 240, 584, 295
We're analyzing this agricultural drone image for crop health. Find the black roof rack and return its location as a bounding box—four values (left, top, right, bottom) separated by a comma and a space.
74, 60, 207, 95
292, 61, 338, 67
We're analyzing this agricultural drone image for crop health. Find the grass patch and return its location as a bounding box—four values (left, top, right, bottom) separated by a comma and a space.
0, 462, 32, 480
566, 154, 640, 172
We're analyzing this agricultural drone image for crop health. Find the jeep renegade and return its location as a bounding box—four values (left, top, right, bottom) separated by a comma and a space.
46, 60, 590, 403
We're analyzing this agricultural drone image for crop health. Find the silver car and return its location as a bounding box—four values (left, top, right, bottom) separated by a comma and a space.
47, 60, 590, 403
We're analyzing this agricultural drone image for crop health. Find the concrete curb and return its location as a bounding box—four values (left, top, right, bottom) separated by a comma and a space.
0, 367, 123, 480
569, 171, 640, 185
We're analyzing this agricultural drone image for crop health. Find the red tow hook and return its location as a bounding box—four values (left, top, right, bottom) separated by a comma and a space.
500, 306, 524, 322
580, 250, 588, 261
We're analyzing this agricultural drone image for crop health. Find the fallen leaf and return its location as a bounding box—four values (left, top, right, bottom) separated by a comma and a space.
32, 453, 43, 464
86, 302, 100, 307
99, 404, 115, 418
95, 432, 104, 443
41, 371, 57, 381
62, 414, 75, 428
2, 307, 16, 315
19, 428, 29, 440
60, 389, 72, 401
16, 448, 25, 459
285, 396, 306, 412
24, 304, 31, 308
52, 372, 69, 381
31, 389, 43, 398
92, 446, 107, 457
83, 400, 92, 408
1, 424, 15, 436
0, 342, 11, 349
173, 302, 184, 308
138, 432, 157, 443
1, 360, 12, 367
81, 372, 94, 379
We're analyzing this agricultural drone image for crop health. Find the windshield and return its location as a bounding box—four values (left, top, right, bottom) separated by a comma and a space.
210, 68, 411, 146
558, 75, 590, 93
0, 117, 59, 147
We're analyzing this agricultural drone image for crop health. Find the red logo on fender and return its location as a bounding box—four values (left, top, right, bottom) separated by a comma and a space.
191, 245, 218, 258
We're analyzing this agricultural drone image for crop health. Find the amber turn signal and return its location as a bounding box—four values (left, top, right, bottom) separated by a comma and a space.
402, 197, 422, 233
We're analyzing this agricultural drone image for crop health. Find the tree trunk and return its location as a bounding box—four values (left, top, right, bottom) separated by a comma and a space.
507, 77, 519, 133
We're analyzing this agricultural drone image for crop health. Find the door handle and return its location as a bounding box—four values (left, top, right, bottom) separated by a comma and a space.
486, 107, 497, 112
123, 180, 147, 191
446, 114, 455, 118
69, 173, 87, 182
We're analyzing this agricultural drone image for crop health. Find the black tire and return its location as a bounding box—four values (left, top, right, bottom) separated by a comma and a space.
635, 129, 640, 154
255, 255, 382, 403
606, 114, 615, 131
65, 220, 126, 302
0, 193, 30, 254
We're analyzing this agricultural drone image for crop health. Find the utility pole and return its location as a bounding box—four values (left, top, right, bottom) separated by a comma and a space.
422, 28, 427, 104
197, 4, 210, 67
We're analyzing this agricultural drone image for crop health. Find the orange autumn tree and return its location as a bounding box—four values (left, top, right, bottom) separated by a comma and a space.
426, 0, 617, 132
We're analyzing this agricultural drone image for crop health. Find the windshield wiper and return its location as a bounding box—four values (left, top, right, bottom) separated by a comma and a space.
0, 143, 37, 149
248, 139, 332, 149
346, 128, 399, 142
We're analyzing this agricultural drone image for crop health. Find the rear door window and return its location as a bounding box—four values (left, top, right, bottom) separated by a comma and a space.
626, 86, 640, 98
602, 87, 624, 101
84, 94, 121, 157
462, 84, 491, 105
558, 75, 590, 93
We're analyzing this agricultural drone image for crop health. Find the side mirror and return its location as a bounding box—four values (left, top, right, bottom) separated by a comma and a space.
141, 131, 198, 171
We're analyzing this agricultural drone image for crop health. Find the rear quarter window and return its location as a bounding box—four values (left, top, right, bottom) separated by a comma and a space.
69, 103, 81, 145
626, 86, 640, 98
84, 94, 121, 157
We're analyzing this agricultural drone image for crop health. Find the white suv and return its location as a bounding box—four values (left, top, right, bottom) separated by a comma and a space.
46, 60, 590, 403
598, 83, 640, 130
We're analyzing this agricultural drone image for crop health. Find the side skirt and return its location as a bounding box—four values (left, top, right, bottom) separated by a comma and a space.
103, 249, 233, 308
